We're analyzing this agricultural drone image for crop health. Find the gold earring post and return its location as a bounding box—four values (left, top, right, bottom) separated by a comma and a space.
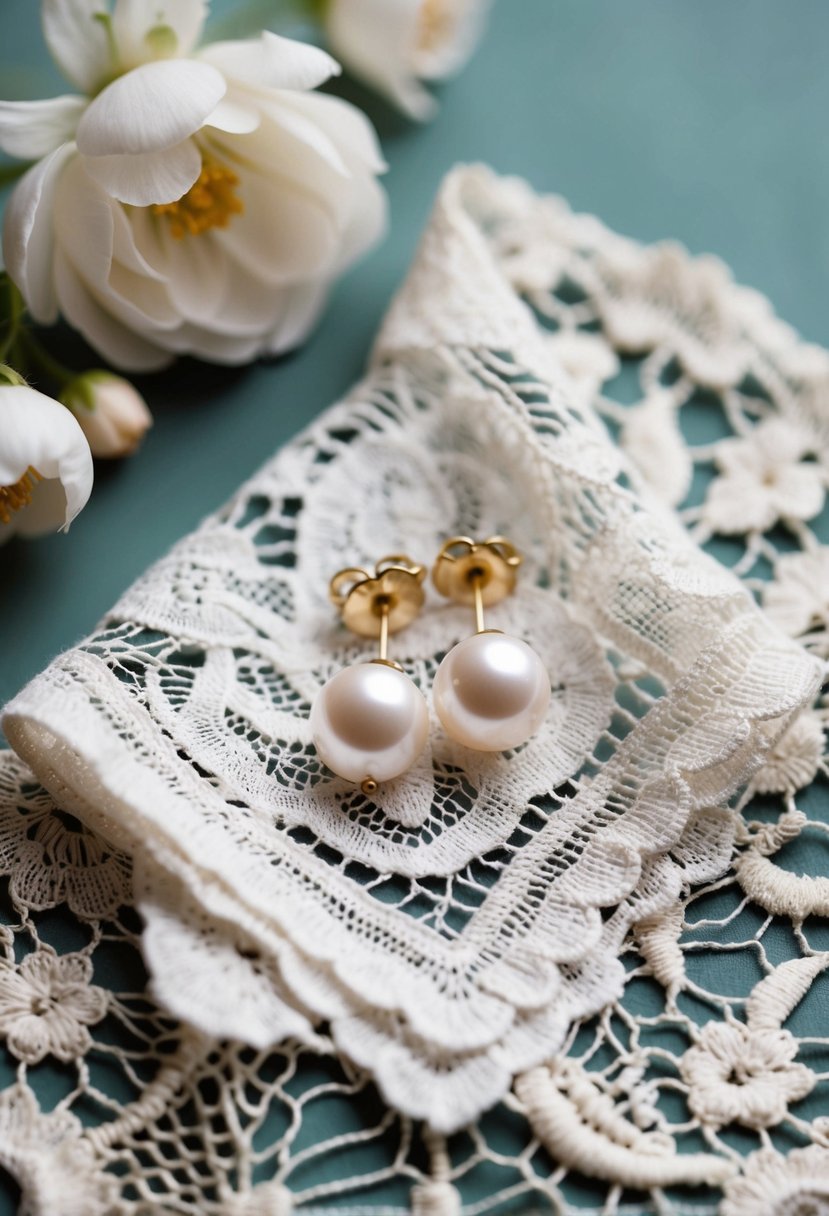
471, 571, 486, 633
378, 597, 390, 661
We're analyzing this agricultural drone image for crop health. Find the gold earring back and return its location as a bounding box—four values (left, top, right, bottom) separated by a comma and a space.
329, 555, 427, 663
431, 536, 522, 633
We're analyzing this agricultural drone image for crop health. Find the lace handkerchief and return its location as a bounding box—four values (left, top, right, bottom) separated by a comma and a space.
3, 165, 822, 1134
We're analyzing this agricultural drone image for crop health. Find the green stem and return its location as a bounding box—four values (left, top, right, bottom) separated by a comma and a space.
16, 329, 76, 391
0, 274, 26, 363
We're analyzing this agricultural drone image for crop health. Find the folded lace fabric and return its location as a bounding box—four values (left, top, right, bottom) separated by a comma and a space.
3, 165, 823, 1134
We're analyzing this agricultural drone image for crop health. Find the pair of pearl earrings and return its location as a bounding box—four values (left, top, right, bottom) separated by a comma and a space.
310, 537, 552, 795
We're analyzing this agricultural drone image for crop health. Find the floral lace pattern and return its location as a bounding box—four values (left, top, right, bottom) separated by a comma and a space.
0, 166, 827, 1213
0, 952, 107, 1065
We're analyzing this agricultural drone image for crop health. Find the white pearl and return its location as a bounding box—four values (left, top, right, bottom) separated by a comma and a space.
433, 632, 551, 752
311, 661, 429, 786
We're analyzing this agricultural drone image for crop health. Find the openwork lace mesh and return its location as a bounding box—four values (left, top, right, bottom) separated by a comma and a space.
0, 166, 827, 1215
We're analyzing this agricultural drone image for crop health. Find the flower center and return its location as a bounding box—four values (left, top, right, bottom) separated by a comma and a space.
418, 0, 452, 53
151, 160, 244, 239
31, 994, 57, 1015
0, 466, 42, 525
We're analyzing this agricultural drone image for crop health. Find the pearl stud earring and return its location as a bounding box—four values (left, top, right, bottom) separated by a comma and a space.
310, 556, 430, 795
432, 537, 551, 752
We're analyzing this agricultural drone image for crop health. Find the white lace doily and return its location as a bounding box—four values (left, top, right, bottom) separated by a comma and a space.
0, 165, 827, 1214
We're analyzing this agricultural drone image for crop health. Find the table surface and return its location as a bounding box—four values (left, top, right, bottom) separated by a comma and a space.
0, 4, 828, 1213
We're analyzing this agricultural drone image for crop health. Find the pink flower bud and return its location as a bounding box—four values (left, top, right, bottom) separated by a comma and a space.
61, 372, 152, 459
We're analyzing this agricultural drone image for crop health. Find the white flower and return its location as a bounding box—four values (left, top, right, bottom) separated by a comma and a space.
680, 1020, 814, 1129
325, 0, 488, 119
0, 1084, 118, 1216
702, 418, 824, 535
0, 952, 108, 1064
749, 709, 824, 795
1, 1, 387, 371
61, 370, 152, 458
0, 379, 93, 543
765, 547, 829, 645
721, 1145, 829, 1216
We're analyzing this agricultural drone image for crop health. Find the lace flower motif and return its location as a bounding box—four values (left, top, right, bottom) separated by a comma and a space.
749, 708, 825, 795
0, 952, 108, 1065
619, 390, 693, 507
764, 546, 829, 649
702, 419, 824, 535
0, 780, 131, 918
721, 1145, 829, 1216
681, 1020, 814, 1129
0, 1084, 118, 1216
595, 242, 752, 390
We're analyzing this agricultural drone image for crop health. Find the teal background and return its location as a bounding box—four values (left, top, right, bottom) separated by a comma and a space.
1, 3, 829, 1214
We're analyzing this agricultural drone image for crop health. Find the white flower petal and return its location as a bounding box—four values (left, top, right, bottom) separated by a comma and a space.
150, 322, 265, 364
385, 75, 437, 122
212, 165, 339, 284
252, 97, 349, 177
325, 0, 435, 119
3, 143, 75, 323
14, 478, 71, 536
55, 250, 172, 372
110, 197, 168, 283
199, 31, 340, 92
203, 97, 261, 135
0, 96, 86, 160
134, 203, 330, 346
104, 256, 180, 329
53, 157, 178, 333
76, 59, 226, 156
128, 204, 228, 326
52, 156, 115, 285
81, 138, 201, 205
286, 91, 387, 175
111, 0, 208, 67
264, 279, 330, 356
41, 0, 114, 93
331, 169, 388, 274
0, 385, 93, 532
414, 0, 489, 79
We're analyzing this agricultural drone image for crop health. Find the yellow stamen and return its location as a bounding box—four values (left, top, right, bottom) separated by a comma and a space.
418, 0, 451, 53
0, 466, 42, 525
152, 160, 244, 239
